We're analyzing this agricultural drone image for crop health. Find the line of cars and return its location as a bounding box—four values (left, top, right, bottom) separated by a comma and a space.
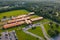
0, 30, 18, 40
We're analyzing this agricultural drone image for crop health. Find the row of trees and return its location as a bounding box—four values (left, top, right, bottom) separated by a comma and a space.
23, 2, 60, 23
48, 22, 60, 37
0, 1, 60, 23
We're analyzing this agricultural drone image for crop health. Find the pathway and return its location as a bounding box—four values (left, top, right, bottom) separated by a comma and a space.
23, 30, 44, 40
40, 24, 52, 40
22, 22, 53, 40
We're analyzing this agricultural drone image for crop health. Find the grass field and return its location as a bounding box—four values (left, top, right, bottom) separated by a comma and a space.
43, 23, 50, 32
28, 27, 44, 38
0, 10, 29, 19
44, 22, 60, 32
30, 15, 39, 19
43, 22, 60, 37
16, 30, 39, 40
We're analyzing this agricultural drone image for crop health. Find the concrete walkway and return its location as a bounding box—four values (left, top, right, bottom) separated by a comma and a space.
22, 23, 45, 40
40, 24, 52, 40
22, 22, 53, 40
23, 30, 44, 40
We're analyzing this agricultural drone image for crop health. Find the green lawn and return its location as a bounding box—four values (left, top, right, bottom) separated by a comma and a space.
44, 22, 60, 32
43, 22, 60, 37
30, 15, 39, 19
0, 10, 29, 19
50, 23, 60, 32
43, 23, 50, 32
40, 19, 52, 23
28, 27, 44, 38
16, 30, 39, 40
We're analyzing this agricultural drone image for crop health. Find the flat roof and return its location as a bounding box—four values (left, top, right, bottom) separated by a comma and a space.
3, 12, 43, 29
3, 21, 25, 29
31, 17, 43, 21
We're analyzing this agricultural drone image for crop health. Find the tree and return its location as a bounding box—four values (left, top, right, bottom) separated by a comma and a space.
32, 27, 36, 30
49, 22, 53, 25
54, 30, 59, 36
0, 34, 1, 36
55, 24, 59, 28
3, 16, 7, 19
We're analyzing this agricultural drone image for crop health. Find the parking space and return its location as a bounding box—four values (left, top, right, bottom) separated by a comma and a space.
0, 30, 18, 40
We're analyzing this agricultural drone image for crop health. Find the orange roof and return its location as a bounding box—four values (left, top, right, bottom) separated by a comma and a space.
25, 19, 32, 24
16, 15, 27, 19
28, 12, 34, 15
8, 17, 30, 23
31, 17, 43, 21
8, 20, 16, 23
12, 12, 34, 20
3, 21, 25, 29
3, 12, 43, 29
12, 15, 27, 20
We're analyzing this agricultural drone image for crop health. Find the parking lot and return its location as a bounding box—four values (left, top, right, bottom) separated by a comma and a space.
0, 30, 18, 40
